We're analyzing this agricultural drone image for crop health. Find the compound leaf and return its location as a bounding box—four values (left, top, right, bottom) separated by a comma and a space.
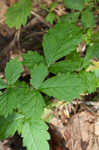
5, 0, 32, 28
5, 58, 22, 85
22, 51, 44, 70
0, 113, 24, 139
22, 120, 50, 150
43, 23, 82, 66
30, 63, 48, 89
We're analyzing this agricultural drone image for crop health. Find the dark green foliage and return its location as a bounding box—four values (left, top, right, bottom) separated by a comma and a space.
1, 0, 98, 150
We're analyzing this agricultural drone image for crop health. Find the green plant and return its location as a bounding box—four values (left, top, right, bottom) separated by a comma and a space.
1, 0, 98, 150
45, 1, 58, 24
5, 0, 97, 28
0, 21, 99, 149
63, 0, 85, 11
5, 0, 32, 29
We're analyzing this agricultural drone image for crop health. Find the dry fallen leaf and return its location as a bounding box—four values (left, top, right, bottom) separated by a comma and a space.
0, 0, 8, 23
49, 101, 99, 150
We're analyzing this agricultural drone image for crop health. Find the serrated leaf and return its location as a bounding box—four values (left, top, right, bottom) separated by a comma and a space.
22, 51, 44, 70
5, 0, 32, 28
0, 80, 45, 118
49, 52, 83, 74
5, 58, 22, 85
22, 120, 50, 150
40, 73, 85, 101
43, 23, 82, 66
46, 12, 56, 24
63, 0, 84, 11
83, 43, 99, 68
59, 12, 80, 24
0, 113, 24, 139
0, 88, 17, 117
0, 81, 29, 117
0, 78, 7, 89
30, 63, 48, 89
19, 91, 45, 118
79, 71, 97, 93
86, 43, 99, 59
13, 82, 45, 118
81, 8, 96, 28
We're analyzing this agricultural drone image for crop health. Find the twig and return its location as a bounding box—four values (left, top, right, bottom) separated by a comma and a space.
23, 31, 44, 40
14, 29, 21, 49
26, 17, 38, 28
31, 11, 52, 27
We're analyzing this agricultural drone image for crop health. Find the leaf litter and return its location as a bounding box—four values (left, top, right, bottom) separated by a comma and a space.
49, 99, 99, 150
0, 0, 99, 150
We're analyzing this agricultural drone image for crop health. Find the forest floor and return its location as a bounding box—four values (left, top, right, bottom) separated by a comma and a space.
0, 0, 99, 150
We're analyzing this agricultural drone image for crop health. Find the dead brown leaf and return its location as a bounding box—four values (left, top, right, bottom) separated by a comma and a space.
49, 101, 99, 150
0, 0, 8, 23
